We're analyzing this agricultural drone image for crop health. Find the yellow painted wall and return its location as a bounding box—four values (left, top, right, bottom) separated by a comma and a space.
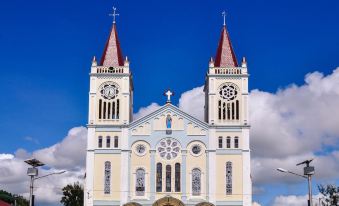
93, 154, 121, 200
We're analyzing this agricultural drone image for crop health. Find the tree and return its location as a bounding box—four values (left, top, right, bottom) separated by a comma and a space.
60, 182, 84, 206
318, 184, 339, 206
0, 190, 29, 206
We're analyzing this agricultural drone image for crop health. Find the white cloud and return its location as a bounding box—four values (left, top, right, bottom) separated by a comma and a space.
178, 86, 205, 121
133, 102, 161, 120
272, 194, 323, 206
0, 126, 87, 205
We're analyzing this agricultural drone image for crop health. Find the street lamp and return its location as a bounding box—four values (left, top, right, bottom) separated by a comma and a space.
25, 158, 66, 206
276, 159, 315, 206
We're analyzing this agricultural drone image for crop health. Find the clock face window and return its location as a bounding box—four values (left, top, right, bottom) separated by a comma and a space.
135, 144, 146, 156
100, 83, 119, 100
219, 83, 238, 101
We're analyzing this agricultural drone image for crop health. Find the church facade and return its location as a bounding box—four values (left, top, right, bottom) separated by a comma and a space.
85, 12, 252, 206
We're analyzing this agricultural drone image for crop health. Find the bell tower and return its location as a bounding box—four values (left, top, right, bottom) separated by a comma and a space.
204, 21, 248, 126
204, 15, 252, 206
88, 20, 133, 126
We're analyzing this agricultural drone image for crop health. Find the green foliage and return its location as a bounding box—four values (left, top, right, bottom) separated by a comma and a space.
318, 184, 339, 206
0, 190, 28, 206
60, 182, 84, 206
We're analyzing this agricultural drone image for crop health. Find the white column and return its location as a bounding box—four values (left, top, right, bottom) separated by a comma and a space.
120, 128, 129, 205
208, 128, 216, 204
242, 128, 252, 206
85, 128, 95, 206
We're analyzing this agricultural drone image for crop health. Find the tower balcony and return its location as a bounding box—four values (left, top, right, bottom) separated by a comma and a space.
208, 67, 247, 75
91, 66, 130, 74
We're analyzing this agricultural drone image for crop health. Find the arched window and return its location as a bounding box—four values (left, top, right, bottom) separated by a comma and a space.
114, 136, 118, 148
98, 136, 103, 148
218, 137, 223, 148
99, 99, 102, 119
136, 168, 145, 196
226, 136, 231, 148
104, 161, 111, 194
234, 137, 239, 148
106, 136, 111, 148
156, 163, 162, 192
175, 163, 181, 192
192, 168, 201, 196
166, 165, 171, 192
226, 162, 232, 195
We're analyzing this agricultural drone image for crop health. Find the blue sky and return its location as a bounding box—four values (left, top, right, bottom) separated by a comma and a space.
0, 0, 339, 205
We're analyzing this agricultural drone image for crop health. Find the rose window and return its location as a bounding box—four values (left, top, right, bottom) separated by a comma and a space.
157, 138, 180, 160
219, 83, 238, 101
100, 82, 119, 100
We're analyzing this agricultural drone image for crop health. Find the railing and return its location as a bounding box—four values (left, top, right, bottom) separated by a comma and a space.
210, 67, 243, 75
96, 66, 124, 74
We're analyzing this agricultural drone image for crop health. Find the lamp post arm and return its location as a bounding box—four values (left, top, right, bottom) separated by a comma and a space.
287, 171, 307, 179
34, 171, 66, 180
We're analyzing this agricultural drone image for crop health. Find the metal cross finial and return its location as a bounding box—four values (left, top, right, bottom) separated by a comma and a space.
109, 7, 120, 24
222, 11, 226, 26
164, 89, 174, 103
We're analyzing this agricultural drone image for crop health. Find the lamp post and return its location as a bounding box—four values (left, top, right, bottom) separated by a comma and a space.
25, 158, 66, 206
276, 159, 315, 206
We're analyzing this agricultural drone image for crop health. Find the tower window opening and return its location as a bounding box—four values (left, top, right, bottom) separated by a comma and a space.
106, 136, 111, 148
107, 102, 111, 119
218, 100, 222, 119
218, 137, 223, 148
104, 161, 111, 194
117, 99, 120, 119
227, 103, 230, 120
103, 102, 107, 119
114, 136, 118, 148
223, 102, 226, 120
234, 137, 239, 148
98, 136, 103, 148
231, 102, 235, 120
236, 100, 239, 120
112, 102, 116, 119
99, 99, 102, 119
226, 137, 231, 148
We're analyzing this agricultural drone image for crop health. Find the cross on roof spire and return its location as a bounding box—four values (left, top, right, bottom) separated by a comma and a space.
222, 11, 226, 26
109, 7, 119, 24
164, 89, 174, 103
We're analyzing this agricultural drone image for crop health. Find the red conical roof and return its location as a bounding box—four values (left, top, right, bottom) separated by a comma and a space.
214, 25, 238, 67
100, 23, 124, 67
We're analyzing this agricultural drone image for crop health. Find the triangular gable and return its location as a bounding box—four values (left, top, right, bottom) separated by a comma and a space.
130, 104, 208, 131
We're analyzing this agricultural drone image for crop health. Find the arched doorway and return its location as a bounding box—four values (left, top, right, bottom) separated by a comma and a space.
152, 196, 185, 206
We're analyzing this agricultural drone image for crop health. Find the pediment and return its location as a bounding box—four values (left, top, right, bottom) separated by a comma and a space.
129, 104, 208, 136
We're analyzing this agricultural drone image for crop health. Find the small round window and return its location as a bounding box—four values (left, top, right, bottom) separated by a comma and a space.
135, 144, 146, 156
191, 144, 202, 156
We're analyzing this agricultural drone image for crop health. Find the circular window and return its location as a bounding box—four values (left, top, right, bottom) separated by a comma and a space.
135, 144, 146, 156
191, 145, 201, 155
219, 83, 238, 101
100, 82, 119, 100
157, 138, 180, 160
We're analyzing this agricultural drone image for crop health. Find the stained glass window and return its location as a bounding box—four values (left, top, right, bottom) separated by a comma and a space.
104, 161, 111, 194
166, 165, 171, 192
175, 163, 181, 192
156, 163, 162, 192
226, 161, 232, 195
192, 168, 201, 196
136, 168, 145, 196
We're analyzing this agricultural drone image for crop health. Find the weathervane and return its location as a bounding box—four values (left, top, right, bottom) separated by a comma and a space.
109, 7, 119, 24
222, 11, 226, 26
164, 89, 174, 103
